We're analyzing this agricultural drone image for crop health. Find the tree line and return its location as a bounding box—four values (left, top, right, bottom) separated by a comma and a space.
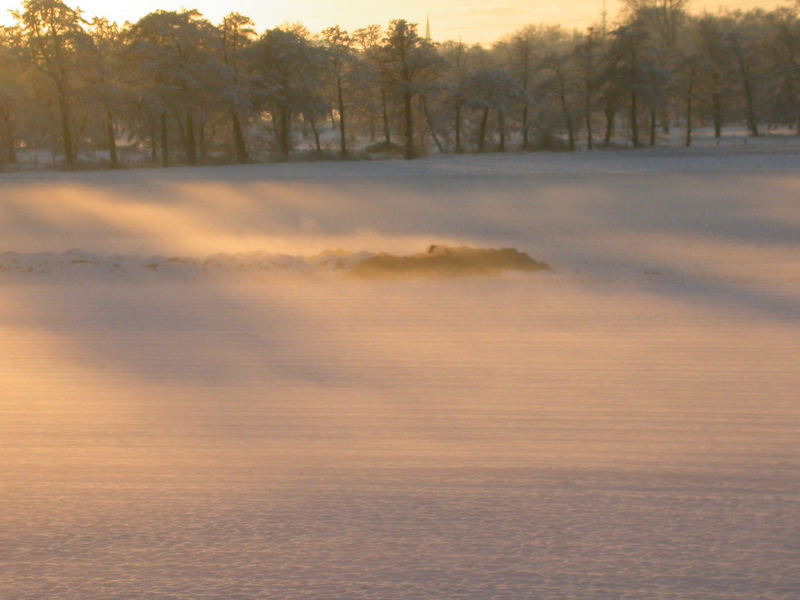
1, 0, 799, 170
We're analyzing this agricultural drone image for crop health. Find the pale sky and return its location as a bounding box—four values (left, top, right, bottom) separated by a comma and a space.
0, 0, 790, 43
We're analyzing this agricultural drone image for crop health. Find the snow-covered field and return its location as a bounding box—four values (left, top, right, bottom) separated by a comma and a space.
2, 148, 799, 599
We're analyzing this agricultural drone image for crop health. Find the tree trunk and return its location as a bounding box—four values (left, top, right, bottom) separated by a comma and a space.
584, 89, 593, 150
743, 78, 759, 137
283, 109, 292, 160
57, 90, 75, 170
712, 93, 723, 139
604, 100, 616, 146
649, 106, 657, 147
567, 116, 576, 151
186, 113, 197, 166
308, 112, 322, 154
149, 118, 158, 164
175, 114, 187, 157
160, 113, 169, 167
685, 96, 693, 148
522, 104, 529, 150
660, 109, 670, 134
1, 107, 17, 164
685, 67, 695, 148
477, 107, 489, 153
736, 53, 759, 137
498, 109, 507, 152
274, 106, 291, 161
105, 109, 118, 169
49, 128, 57, 166
630, 90, 640, 148
454, 104, 463, 153
198, 120, 207, 164
403, 90, 415, 160
232, 111, 248, 163
270, 109, 279, 156
521, 55, 530, 151
381, 88, 392, 145
422, 95, 444, 154
368, 110, 376, 142
557, 71, 575, 151
336, 74, 347, 158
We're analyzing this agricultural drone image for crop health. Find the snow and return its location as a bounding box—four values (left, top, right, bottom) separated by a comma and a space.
0, 246, 546, 280
0, 248, 370, 279
1, 148, 799, 599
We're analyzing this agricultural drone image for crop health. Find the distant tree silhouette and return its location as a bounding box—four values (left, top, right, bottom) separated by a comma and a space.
1, 0, 799, 169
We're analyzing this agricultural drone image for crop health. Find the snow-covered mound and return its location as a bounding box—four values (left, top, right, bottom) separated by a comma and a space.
351, 245, 550, 279
0, 246, 547, 280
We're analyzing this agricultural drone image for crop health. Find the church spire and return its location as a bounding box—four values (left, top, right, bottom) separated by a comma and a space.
425, 15, 431, 40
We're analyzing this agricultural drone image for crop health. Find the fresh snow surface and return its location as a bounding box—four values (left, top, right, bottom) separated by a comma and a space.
1, 149, 799, 599
0, 247, 545, 280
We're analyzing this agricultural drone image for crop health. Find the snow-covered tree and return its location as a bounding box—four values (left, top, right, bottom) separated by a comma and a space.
14, 0, 88, 169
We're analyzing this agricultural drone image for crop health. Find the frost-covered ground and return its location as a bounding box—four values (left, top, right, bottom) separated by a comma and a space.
1, 148, 799, 599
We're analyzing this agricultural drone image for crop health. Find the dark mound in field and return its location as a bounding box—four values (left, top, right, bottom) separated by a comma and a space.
351, 245, 550, 279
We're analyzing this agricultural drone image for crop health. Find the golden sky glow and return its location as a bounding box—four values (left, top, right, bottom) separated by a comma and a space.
0, 0, 791, 43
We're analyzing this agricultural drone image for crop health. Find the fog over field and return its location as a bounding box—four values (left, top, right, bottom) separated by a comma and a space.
1, 148, 799, 598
